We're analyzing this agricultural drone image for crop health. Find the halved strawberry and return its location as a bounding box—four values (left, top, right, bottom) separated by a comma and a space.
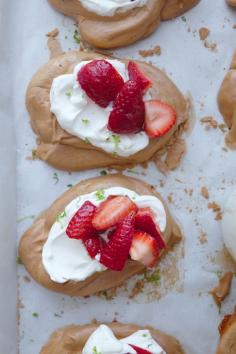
128, 61, 152, 92
77, 59, 124, 108
129, 345, 152, 354
92, 195, 138, 231
130, 231, 159, 268
100, 212, 135, 271
135, 207, 166, 250
83, 234, 103, 259
108, 80, 145, 134
144, 100, 176, 138
66, 201, 97, 239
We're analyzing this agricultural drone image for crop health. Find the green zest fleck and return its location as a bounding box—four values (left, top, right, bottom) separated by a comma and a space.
54, 313, 62, 318
16, 256, 23, 265
17, 215, 35, 223
111, 135, 121, 151
84, 138, 90, 144
181, 16, 187, 22
67, 184, 73, 188
145, 269, 161, 285
65, 90, 72, 97
53, 172, 59, 184
82, 118, 90, 124
100, 170, 107, 176
93, 346, 101, 354
95, 189, 105, 201
73, 29, 81, 44
127, 169, 139, 175
142, 333, 149, 338
56, 210, 67, 228
32, 312, 39, 318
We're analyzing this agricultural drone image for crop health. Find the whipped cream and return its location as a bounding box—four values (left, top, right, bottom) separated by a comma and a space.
42, 187, 166, 283
50, 59, 150, 157
82, 324, 166, 354
80, 0, 148, 17
221, 190, 236, 262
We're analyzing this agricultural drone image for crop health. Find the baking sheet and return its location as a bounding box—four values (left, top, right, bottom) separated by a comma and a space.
1, 0, 235, 353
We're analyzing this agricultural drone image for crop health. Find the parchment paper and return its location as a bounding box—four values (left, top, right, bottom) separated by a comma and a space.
1, 0, 236, 353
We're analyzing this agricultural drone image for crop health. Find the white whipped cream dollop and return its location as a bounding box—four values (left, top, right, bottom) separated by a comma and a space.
50, 59, 149, 157
42, 187, 166, 283
82, 324, 166, 354
221, 190, 236, 262
80, 0, 148, 17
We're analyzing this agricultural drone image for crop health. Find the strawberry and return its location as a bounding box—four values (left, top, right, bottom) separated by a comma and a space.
77, 59, 124, 108
83, 234, 103, 259
129, 231, 159, 268
129, 345, 152, 354
128, 61, 152, 92
108, 80, 145, 134
92, 195, 138, 231
135, 207, 166, 250
144, 100, 176, 138
66, 201, 97, 239
100, 212, 135, 271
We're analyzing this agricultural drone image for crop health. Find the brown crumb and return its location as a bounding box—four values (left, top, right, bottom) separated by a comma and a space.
46, 28, 59, 38
201, 186, 209, 199
22, 276, 31, 283
155, 156, 168, 175
218, 123, 228, 133
204, 40, 217, 52
129, 279, 145, 299
199, 27, 210, 40
233, 24, 236, 29
200, 116, 218, 129
199, 231, 207, 244
139, 46, 161, 58
210, 272, 233, 307
208, 201, 223, 220
168, 194, 173, 203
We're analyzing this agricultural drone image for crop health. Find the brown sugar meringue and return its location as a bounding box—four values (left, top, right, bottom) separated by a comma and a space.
218, 51, 236, 149
40, 322, 185, 354
226, 0, 236, 7
48, 0, 200, 49
19, 175, 182, 297
216, 309, 236, 354
26, 51, 189, 171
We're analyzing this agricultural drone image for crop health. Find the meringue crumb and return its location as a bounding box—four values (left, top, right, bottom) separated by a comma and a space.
201, 186, 209, 199
199, 231, 207, 244
46, 28, 59, 38
208, 201, 223, 220
200, 116, 218, 129
210, 272, 233, 307
199, 27, 210, 40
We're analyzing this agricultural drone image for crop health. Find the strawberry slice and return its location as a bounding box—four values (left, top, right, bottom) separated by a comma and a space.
129, 345, 152, 354
144, 100, 176, 138
135, 207, 166, 250
77, 59, 124, 108
92, 195, 138, 231
66, 201, 97, 239
83, 234, 103, 259
128, 61, 152, 92
108, 80, 145, 134
130, 231, 159, 268
100, 212, 135, 271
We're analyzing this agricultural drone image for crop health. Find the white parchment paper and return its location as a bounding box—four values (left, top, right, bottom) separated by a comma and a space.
1, 0, 235, 353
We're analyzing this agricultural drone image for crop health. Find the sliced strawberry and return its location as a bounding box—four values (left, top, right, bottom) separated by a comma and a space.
108, 80, 145, 134
83, 234, 103, 259
130, 231, 159, 268
100, 212, 135, 271
128, 61, 152, 92
144, 100, 176, 138
66, 201, 97, 239
129, 345, 152, 354
77, 59, 124, 108
135, 207, 166, 250
92, 195, 138, 231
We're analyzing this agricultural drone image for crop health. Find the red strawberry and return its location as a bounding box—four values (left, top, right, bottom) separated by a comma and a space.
77, 60, 124, 108
66, 201, 97, 239
129, 345, 152, 354
108, 80, 145, 134
83, 234, 103, 259
92, 195, 138, 231
144, 100, 176, 138
129, 231, 159, 267
128, 61, 152, 92
135, 207, 166, 250
100, 212, 135, 271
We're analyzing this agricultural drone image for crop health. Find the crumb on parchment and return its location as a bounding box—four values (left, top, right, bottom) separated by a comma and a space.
201, 186, 209, 199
